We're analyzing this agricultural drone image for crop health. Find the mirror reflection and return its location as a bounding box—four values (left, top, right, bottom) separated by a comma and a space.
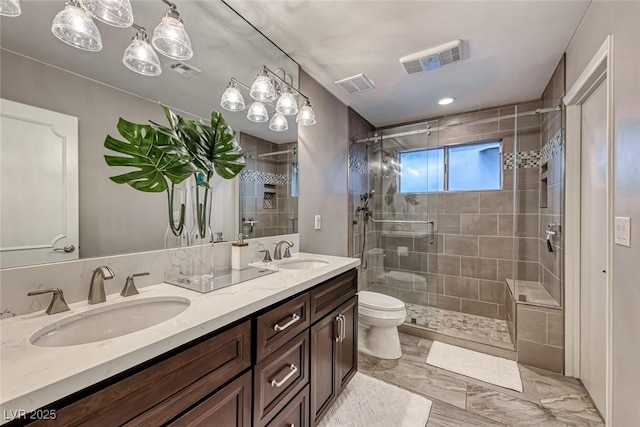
0, 0, 299, 268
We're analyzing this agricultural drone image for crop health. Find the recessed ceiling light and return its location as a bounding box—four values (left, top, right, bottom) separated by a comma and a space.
438, 97, 455, 105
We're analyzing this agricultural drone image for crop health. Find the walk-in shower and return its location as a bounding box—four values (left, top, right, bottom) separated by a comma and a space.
349, 101, 564, 353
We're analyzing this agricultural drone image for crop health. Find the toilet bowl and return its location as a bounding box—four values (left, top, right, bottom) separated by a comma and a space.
358, 291, 407, 359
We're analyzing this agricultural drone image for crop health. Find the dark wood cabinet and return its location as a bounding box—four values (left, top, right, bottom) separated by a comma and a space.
310, 297, 358, 426
167, 371, 252, 427
308, 269, 358, 427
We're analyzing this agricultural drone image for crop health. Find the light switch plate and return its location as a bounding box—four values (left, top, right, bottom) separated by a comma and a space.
314, 215, 321, 230
614, 217, 631, 247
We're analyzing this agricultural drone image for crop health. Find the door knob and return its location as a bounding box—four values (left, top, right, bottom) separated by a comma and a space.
53, 244, 75, 253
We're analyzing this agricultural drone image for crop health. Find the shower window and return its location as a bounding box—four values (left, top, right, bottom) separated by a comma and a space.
399, 140, 502, 193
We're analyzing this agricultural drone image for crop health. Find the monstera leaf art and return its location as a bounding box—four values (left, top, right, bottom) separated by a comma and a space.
104, 118, 196, 235
151, 105, 245, 237
105, 105, 246, 238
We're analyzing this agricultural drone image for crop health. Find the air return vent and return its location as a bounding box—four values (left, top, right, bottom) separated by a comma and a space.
166, 61, 201, 78
335, 73, 375, 94
399, 39, 463, 74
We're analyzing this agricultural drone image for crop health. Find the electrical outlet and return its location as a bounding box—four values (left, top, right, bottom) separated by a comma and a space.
614, 217, 631, 247
314, 215, 321, 230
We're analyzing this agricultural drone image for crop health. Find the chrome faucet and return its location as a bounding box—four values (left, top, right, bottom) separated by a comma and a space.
273, 240, 294, 260
88, 266, 114, 304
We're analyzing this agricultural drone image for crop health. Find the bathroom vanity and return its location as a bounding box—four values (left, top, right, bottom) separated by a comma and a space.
0, 254, 359, 427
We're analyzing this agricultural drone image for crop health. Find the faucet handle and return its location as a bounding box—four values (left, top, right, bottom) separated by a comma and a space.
28, 288, 70, 315
259, 249, 273, 263
121, 272, 149, 297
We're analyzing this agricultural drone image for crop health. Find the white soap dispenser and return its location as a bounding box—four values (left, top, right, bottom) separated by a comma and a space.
232, 233, 250, 270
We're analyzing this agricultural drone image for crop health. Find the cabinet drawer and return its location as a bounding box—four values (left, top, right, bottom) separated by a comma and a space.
310, 269, 357, 323
256, 293, 310, 363
30, 321, 252, 427
254, 330, 310, 426
266, 385, 310, 427
167, 370, 252, 427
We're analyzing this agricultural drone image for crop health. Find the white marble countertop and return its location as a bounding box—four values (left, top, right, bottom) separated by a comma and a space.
0, 253, 359, 421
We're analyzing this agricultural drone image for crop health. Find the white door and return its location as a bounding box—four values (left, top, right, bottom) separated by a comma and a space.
0, 99, 79, 268
579, 81, 607, 416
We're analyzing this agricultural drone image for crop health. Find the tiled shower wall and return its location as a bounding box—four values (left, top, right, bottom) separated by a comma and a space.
347, 108, 375, 290
515, 56, 566, 373
349, 101, 545, 321
239, 133, 298, 238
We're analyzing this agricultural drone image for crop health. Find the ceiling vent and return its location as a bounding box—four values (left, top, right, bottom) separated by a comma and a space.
399, 39, 463, 74
166, 61, 201, 78
335, 73, 375, 94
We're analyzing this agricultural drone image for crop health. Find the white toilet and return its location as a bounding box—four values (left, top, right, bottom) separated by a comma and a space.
358, 291, 407, 359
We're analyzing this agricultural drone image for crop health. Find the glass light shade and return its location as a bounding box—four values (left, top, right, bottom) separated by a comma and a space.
296, 102, 316, 126
249, 73, 275, 102
123, 33, 161, 76
51, 2, 102, 52
79, 0, 133, 27
152, 12, 192, 60
276, 90, 298, 116
220, 84, 245, 112
0, 0, 21, 17
247, 101, 268, 123
269, 112, 289, 132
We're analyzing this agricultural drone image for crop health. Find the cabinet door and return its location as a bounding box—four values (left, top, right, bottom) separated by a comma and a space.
167, 371, 251, 427
336, 297, 358, 392
310, 311, 339, 425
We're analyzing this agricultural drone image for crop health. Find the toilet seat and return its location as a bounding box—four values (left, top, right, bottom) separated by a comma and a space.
359, 291, 405, 312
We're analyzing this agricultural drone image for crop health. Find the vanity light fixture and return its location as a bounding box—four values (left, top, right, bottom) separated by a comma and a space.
123, 24, 161, 76
223, 65, 316, 131
249, 66, 276, 102
438, 97, 455, 105
51, 0, 103, 52
0, 0, 21, 17
152, 0, 193, 60
220, 80, 246, 112
246, 101, 269, 123
296, 98, 316, 126
269, 112, 289, 132
79, 0, 133, 28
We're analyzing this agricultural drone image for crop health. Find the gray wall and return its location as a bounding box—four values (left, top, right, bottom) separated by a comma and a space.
1, 50, 173, 258
298, 70, 349, 256
565, 2, 640, 425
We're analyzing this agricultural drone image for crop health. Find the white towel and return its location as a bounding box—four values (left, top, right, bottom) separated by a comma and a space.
397, 246, 409, 257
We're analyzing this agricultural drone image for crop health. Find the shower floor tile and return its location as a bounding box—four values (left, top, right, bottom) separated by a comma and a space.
405, 303, 512, 345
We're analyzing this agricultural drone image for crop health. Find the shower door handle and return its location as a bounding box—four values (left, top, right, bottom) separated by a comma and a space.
428, 221, 435, 244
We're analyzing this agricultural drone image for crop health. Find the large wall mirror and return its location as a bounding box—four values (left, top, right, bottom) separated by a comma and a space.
0, 0, 299, 268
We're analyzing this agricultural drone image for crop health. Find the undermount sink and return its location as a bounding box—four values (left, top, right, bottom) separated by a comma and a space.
278, 258, 330, 270
30, 297, 190, 347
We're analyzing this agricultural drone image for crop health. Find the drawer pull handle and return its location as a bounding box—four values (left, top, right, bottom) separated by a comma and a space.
274, 313, 301, 332
270, 364, 298, 388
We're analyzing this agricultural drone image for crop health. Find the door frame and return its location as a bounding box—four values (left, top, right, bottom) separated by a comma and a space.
563, 35, 614, 424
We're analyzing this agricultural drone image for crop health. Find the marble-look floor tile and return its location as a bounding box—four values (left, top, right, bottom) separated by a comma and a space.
466, 383, 570, 426
417, 338, 434, 352
399, 343, 429, 365
372, 358, 468, 409
520, 365, 590, 399
541, 395, 604, 425
358, 352, 381, 375
427, 400, 506, 427
399, 331, 421, 347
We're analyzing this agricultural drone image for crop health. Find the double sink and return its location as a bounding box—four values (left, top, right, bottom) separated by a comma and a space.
29, 257, 329, 348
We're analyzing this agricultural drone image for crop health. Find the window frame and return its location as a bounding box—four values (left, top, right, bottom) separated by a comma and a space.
398, 139, 503, 193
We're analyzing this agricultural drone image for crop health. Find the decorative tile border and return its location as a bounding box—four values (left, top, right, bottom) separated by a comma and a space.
349, 154, 369, 175
240, 169, 291, 185
503, 150, 541, 170
540, 129, 564, 164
